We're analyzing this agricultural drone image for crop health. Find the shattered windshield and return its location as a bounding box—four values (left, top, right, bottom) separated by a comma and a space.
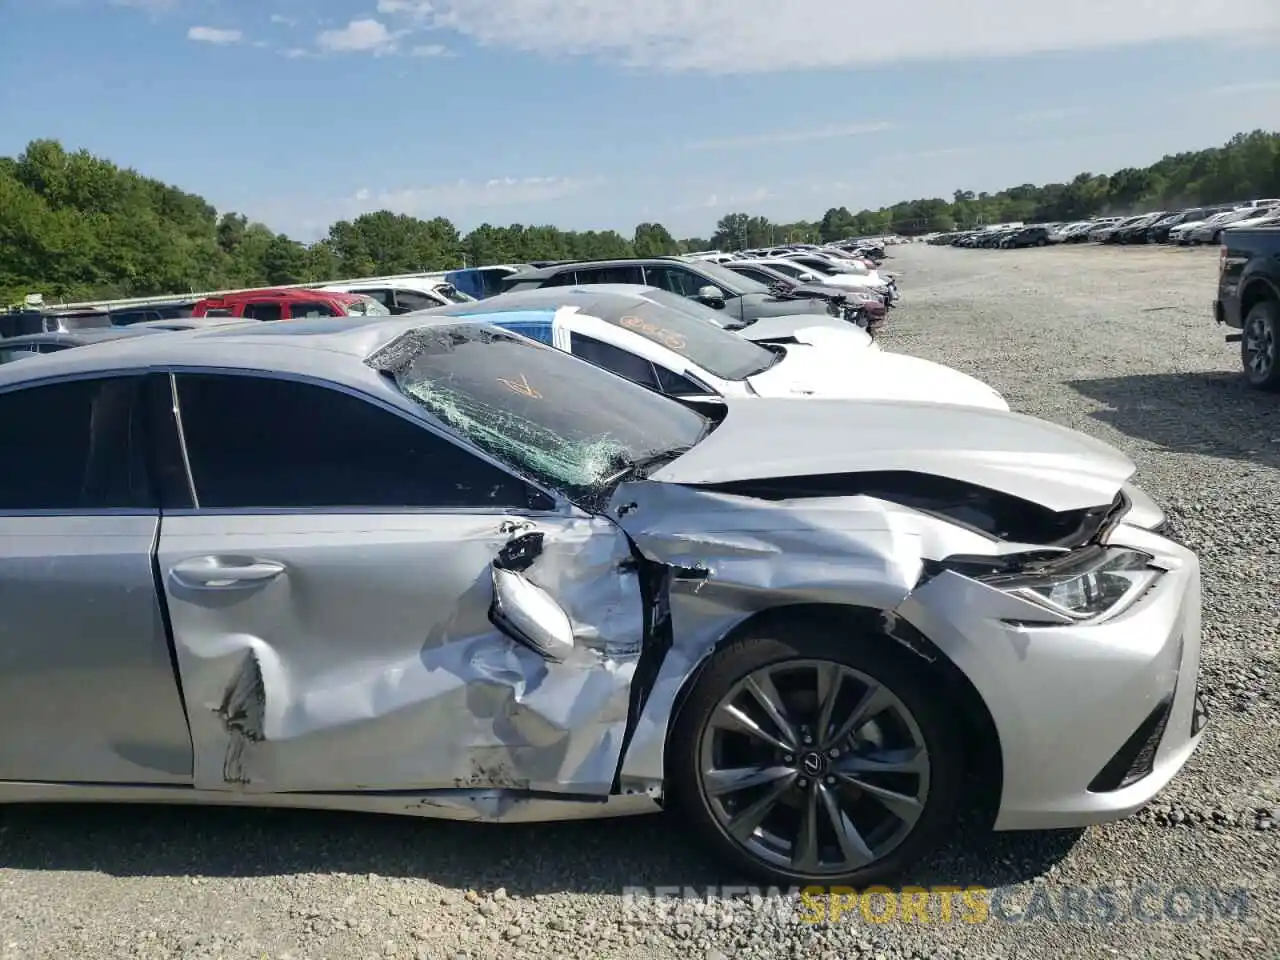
367, 323, 712, 501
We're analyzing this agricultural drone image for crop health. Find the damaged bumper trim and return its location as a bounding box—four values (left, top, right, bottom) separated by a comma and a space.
0, 781, 662, 824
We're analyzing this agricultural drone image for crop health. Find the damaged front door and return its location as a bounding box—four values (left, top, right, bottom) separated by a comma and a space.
158, 372, 645, 796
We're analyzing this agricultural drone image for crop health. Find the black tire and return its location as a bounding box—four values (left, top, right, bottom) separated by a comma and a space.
666, 616, 965, 887
1242, 298, 1280, 391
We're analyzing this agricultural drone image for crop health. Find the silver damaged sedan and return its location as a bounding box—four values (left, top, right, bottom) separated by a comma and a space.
0, 314, 1207, 885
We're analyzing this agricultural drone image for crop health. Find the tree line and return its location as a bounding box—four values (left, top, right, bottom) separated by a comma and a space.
3, 130, 1278, 305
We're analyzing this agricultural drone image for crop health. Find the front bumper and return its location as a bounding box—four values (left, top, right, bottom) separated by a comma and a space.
897, 524, 1204, 831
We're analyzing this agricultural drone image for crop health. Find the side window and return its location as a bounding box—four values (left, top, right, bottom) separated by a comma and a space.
393, 290, 440, 312
242, 302, 283, 322
172, 374, 533, 510
543, 270, 578, 287
642, 266, 709, 297
568, 333, 660, 391
0, 347, 39, 364
734, 267, 774, 285
0, 376, 149, 510
574, 265, 645, 285
655, 365, 712, 396
288, 301, 337, 319
351, 289, 393, 308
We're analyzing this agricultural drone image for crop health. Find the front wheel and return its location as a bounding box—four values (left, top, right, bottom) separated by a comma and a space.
1242, 299, 1280, 390
666, 619, 964, 887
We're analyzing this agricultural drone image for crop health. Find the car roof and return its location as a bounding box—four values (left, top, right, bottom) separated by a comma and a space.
0, 327, 161, 348
198, 288, 367, 305
0, 313, 551, 392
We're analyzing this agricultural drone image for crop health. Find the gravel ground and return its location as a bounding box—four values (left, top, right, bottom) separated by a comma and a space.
1, 242, 1277, 959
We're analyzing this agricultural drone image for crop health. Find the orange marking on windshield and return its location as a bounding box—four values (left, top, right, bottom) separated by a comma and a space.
618, 315, 688, 352
497, 373, 541, 398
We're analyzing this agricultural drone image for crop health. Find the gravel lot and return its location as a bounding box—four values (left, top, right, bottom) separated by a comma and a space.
1, 242, 1277, 959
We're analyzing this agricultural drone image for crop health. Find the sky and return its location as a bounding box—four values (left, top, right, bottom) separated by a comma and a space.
2, 0, 1279, 241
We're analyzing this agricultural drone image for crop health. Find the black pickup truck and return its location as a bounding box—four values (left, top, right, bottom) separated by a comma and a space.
1214, 226, 1280, 389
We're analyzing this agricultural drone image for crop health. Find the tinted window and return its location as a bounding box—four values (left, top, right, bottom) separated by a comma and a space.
642, 265, 715, 297
352, 289, 393, 308
767, 261, 806, 279
370, 325, 710, 503
242, 302, 283, 322
478, 269, 513, 297
730, 267, 776, 285
569, 332, 660, 390
289, 301, 336, 319
574, 265, 645, 285
0, 346, 40, 364
687, 259, 767, 294
544, 270, 578, 287
174, 374, 531, 510
655, 365, 711, 396
394, 290, 441, 312
0, 377, 149, 510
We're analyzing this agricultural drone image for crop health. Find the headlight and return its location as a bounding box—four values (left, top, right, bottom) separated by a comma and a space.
978, 547, 1159, 623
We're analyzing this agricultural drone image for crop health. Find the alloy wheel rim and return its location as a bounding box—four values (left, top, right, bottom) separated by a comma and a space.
696, 659, 930, 877
1244, 314, 1276, 378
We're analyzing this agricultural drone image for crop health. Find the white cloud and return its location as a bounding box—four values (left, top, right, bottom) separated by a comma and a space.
411, 43, 452, 56
270, 14, 298, 27
378, 0, 435, 15
316, 18, 406, 53
187, 26, 244, 45
412, 0, 1280, 73
687, 121, 894, 150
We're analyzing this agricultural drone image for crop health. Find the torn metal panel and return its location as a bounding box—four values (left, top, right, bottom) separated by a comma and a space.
158, 511, 643, 796
608, 479, 985, 789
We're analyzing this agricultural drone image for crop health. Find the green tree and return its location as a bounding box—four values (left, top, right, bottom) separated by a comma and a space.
633, 222, 679, 257
3, 130, 1280, 306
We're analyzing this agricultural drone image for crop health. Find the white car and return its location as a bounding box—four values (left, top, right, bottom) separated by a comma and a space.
1210, 206, 1280, 234
421, 286, 1007, 410
1173, 208, 1253, 245
734, 257, 893, 296
318, 277, 475, 313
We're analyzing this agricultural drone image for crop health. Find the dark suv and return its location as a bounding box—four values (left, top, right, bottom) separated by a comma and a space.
500, 257, 834, 326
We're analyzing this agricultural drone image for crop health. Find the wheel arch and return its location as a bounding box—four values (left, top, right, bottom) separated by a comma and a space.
662, 601, 1004, 829
1240, 275, 1280, 321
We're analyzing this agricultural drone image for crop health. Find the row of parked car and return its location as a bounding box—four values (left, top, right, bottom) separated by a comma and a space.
927, 198, 1280, 250
0, 250, 1205, 892
3, 244, 899, 349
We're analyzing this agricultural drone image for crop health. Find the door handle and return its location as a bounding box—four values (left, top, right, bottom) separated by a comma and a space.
170, 556, 285, 589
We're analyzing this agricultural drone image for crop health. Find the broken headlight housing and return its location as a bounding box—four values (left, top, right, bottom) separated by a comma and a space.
979, 547, 1159, 623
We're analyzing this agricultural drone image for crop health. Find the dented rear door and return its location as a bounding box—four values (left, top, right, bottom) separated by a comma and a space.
158, 371, 645, 795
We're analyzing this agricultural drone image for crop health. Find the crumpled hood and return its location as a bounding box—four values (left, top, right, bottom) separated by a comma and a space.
736, 315, 873, 349
746, 346, 1006, 410
650, 397, 1136, 512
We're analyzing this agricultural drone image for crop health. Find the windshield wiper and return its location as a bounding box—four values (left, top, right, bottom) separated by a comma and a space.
607, 447, 693, 483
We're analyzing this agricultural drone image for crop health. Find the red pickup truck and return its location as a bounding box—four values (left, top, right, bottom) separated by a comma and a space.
191, 288, 391, 322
